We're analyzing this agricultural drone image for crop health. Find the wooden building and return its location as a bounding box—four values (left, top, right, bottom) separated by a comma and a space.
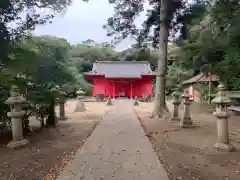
182, 73, 217, 101
84, 61, 156, 98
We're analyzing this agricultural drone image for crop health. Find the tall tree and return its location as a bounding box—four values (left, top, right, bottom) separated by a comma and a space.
181, 0, 240, 91
152, 0, 170, 117
0, 0, 72, 64
104, 0, 208, 117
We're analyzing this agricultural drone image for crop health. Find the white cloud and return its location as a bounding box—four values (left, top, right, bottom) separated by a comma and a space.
34, 0, 148, 50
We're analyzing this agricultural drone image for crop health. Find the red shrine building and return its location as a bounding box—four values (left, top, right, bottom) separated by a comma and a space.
84, 61, 156, 98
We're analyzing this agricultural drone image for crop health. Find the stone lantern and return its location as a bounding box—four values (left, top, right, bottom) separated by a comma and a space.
211, 84, 236, 152
58, 90, 67, 121
74, 89, 86, 112
5, 85, 28, 149
171, 92, 181, 121
134, 96, 139, 106
180, 91, 194, 128
76, 89, 86, 99
106, 97, 113, 106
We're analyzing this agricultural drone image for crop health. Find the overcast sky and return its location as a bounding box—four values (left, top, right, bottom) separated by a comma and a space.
34, 0, 147, 50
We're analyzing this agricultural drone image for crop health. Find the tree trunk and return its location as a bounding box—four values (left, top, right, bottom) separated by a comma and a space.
151, 0, 170, 118
23, 118, 31, 134
40, 114, 45, 129
46, 97, 57, 126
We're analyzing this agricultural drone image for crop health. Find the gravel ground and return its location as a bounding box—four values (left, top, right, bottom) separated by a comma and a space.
57, 100, 169, 180
135, 101, 240, 180
0, 100, 109, 180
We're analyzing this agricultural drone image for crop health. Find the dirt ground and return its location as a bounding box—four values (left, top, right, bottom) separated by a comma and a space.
135, 101, 240, 180
0, 99, 109, 180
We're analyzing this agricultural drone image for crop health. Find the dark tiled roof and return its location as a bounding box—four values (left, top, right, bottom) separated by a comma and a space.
182, 73, 217, 85
86, 61, 154, 78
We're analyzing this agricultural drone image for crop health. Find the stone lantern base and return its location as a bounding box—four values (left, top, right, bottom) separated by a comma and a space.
213, 143, 236, 152
134, 101, 139, 106
134, 99, 139, 106
106, 99, 113, 106
171, 116, 180, 121
7, 139, 28, 149
180, 117, 194, 128
58, 116, 68, 121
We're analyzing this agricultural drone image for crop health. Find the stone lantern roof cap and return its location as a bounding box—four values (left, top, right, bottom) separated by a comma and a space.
76, 89, 86, 95
172, 91, 181, 97
5, 96, 26, 105
211, 84, 232, 104
211, 96, 232, 104
59, 90, 66, 95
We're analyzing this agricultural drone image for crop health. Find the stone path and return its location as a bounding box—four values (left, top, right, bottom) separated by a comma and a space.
57, 100, 169, 180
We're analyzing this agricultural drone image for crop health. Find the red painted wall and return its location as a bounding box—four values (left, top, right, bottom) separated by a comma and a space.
92, 78, 112, 96
92, 77, 153, 97
138, 78, 152, 95
92, 78, 105, 95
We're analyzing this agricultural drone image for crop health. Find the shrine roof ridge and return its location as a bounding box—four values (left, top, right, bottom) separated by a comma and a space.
84, 60, 156, 78
94, 60, 150, 64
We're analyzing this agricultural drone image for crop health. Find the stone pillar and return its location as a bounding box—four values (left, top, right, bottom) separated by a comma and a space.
180, 91, 194, 128
171, 92, 180, 121
212, 84, 236, 152
5, 85, 28, 149
58, 91, 67, 121
106, 97, 113, 106
134, 96, 139, 106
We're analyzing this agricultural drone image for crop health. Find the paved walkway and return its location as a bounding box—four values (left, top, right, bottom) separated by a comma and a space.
57, 100, 169, 180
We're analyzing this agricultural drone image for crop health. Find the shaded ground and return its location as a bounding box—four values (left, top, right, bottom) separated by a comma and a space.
0, 99, 109, 180
135, 101, 240, 180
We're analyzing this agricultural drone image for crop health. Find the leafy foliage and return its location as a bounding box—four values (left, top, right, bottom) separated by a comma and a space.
104, 0, 209, 47
0, 0, 77, 128
0, 0, 73, 63
181, 0, 240, 90
104, 0, 240, 99
166, 63, 192, 95
0, 35, 76, 127
2, 0, 240, 131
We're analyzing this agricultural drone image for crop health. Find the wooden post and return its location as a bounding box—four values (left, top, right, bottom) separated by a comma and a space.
130, 83, 133, 99
208, 71, 212, 104
113, 81, 115, 99
208, 64, 212, 104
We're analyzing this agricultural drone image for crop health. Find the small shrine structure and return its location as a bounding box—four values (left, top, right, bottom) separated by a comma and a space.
84, 61, 156, 98
182, 73, 217, 101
